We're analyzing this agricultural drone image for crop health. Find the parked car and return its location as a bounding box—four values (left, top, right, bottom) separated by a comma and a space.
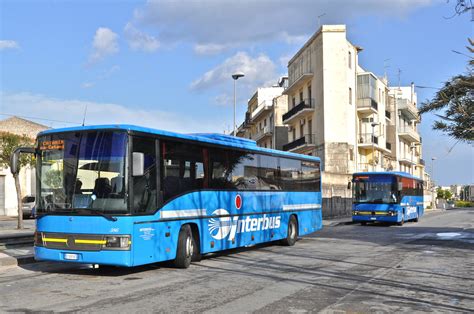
21, 195, 35, 218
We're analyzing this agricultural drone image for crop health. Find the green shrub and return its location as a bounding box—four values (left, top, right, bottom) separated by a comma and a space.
454, 200, 474, 208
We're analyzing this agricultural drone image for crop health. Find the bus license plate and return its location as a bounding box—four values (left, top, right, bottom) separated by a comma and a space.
64, 253, 79, 260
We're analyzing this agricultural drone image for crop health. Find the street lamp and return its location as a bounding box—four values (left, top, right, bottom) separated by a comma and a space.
431, 157, 437, 188
371, 122, 379, 171
232, 72, 245, 137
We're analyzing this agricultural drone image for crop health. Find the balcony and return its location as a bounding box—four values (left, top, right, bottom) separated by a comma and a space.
251, 100, 273, 121
399, 155, 417, 165
398, 126, 420, 143
358, 133, 378, 148
282, 98, 315, 124
357, 98, 378, 114
283, 134, 316, 152
254, 126, 273, 142
284, 72, 313, 96
397, 98, 418, 120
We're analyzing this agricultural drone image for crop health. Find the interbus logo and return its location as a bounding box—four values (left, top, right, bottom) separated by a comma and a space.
208, 209, 281, 241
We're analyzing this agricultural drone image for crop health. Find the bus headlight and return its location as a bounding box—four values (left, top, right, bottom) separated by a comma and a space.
103, 235, 131, 250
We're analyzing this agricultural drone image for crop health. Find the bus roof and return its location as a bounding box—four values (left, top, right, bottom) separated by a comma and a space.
353, 171, 422, 181
38, 124, 321, 162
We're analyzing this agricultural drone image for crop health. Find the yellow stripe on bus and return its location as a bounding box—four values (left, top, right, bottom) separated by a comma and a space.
74, 239, 106, 245
42, 237, 68, 243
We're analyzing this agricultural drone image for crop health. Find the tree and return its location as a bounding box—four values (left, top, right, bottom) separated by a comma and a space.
0, 132, 34, 229
436, 188, 453, 200
419, 40, 474, 143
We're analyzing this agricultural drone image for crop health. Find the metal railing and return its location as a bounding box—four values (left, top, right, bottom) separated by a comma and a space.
283, 133, 316, 151
358, 133, 378, 145
254, 126, 272, 141
282, 98, 314, 122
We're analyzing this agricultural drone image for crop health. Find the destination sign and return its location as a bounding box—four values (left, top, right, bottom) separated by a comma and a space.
40, 140, 64, 150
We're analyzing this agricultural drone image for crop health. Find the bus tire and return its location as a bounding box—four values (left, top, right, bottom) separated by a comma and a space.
360, 222, 367, 226
397, 215, 404, 226
282, 215, 298, 246
174, 224, 194, 269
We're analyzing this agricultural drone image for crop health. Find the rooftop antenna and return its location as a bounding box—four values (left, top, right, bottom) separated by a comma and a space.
82, 104, 88, 126
318, 13, 326, 28
383, 58, 391, 82
397, 68, 402, 89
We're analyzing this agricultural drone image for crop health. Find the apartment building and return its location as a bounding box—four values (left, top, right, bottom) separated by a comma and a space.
236, 78, 289, 150
281, 25, 424, 216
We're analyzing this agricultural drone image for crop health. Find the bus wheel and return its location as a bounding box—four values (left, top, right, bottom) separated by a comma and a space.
360, 222, 367, 226
174, 225, 194, 269
414, 210, 419, 222
397, 216, 404, 226
282, 215, 298, 246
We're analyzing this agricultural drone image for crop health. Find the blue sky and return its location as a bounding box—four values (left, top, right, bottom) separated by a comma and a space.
0, 0, 472, 186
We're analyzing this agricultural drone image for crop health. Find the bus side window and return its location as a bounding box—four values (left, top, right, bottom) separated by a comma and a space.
279, 157, 301, 191
162, 141, 205, 202
132, 137, 157, 213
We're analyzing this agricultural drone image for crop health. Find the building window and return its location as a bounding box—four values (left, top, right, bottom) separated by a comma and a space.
299, 90, 303, 104
349, 148, 354, 161
349, 87, 352, 105
348, 51, 352, 69
308, 85, 312, 103
292, 96, 296, 108
264, 119, 267, 127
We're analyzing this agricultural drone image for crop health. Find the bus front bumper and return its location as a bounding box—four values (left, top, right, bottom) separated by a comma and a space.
34, 246, 133, 267
352, 211, 399, 223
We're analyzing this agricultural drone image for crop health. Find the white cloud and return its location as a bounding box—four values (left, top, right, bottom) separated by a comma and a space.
81, 82, 94, 89
194, 43, 231, 55
191, 51, 277, 91
124, 23, 160, 52
132, 0, 433, 50
0, 40, 19, 50
0, 91, 215, 133
88, 27, 119, 64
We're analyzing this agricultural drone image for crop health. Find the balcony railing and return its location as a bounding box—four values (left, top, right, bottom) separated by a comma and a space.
357, 98, 378, 112
283, 133, 316, 151
397, 98, 418, 119
251, 100, 273, 120
254, 126, 272, 141
358, 133, 378, 145
282, 98, 314, 123
398, 126, 420, 142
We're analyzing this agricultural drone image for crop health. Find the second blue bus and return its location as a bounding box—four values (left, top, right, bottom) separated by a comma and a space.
352, 172, 424, 226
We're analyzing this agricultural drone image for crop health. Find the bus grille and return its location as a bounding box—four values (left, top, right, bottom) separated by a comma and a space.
39, 232, 105, 251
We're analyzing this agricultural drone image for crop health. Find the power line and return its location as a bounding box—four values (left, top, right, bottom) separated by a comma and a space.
0, 113, 81, 125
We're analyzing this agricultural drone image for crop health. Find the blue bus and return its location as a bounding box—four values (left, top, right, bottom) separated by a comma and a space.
18, 125, 322, 268
351, 172, 424, 226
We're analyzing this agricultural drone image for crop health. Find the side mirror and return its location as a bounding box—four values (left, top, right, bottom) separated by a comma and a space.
347, 181, 352, 190
10, 147, 36, 175
132, 152, 144, 176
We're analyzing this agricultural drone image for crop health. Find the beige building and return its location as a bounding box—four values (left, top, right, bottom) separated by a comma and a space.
0, 116, 49, 216
281, 25, 424, 216
236, 78, 289, 150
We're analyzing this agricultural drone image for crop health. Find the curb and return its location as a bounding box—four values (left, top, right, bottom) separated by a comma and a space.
0, 252, 36, 270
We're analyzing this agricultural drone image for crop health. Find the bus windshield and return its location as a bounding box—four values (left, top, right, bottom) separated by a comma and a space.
353, 177, 398, 204
37, 131, 128, 215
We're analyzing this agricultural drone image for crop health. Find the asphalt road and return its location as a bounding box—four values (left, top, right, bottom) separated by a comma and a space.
0, 209, 473, 313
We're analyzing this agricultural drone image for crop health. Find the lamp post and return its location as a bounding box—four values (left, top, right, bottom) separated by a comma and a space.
371, 122, 379, 171
232, 72, 245, 136
431, 157, 437, 188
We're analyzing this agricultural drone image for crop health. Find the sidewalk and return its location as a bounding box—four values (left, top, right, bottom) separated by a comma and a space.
0, 216, 35, 269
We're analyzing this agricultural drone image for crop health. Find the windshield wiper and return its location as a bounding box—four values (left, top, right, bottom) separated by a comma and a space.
78, 208, 117, 221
